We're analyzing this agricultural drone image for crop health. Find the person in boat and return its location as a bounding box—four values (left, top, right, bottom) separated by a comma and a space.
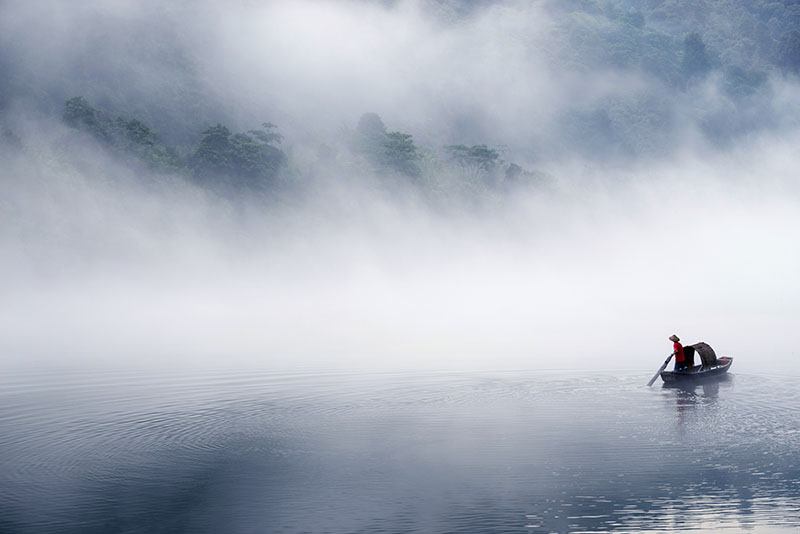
670, 334, 688, 371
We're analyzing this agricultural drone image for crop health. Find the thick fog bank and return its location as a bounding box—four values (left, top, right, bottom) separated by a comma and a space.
2, 130, 799, 374
2, 0, 800, 374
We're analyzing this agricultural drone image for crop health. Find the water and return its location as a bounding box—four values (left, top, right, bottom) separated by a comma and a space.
1, 368, 799, 533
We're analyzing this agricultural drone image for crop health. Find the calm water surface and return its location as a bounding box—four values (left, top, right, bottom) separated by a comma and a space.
1, 368, 799, 533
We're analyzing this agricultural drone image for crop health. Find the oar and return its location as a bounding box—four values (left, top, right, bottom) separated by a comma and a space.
647, 354, 674, 387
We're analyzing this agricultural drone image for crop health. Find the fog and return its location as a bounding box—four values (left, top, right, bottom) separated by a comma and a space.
2, 0, 800, 375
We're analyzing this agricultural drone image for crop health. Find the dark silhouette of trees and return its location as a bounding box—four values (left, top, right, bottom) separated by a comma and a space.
382, 132, 421, 178
681, 32, 712, 83
353, 112, 421, 178
443, 144, 501, 180
62, 97, 178, 170
61, 97, 287, 181
63, 96, 111, 142
189, 123, 286, 188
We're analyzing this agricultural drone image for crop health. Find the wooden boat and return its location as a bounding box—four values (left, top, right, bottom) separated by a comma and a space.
660, 342, 733, 384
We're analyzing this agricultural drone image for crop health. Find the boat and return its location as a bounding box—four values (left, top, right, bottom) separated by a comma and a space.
660, 342, 733, 384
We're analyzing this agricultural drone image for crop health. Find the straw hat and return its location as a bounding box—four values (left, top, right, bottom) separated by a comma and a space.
669, 334, 680, 342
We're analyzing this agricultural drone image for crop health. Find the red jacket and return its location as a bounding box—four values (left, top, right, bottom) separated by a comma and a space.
674, 342, 685, 362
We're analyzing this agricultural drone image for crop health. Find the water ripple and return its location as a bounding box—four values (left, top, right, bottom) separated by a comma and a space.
1, 369, 799, 533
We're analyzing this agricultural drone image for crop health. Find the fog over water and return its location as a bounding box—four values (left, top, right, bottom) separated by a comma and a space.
4, 3, 800, 533
3, 132, 800, 373
1, 0, 800, 374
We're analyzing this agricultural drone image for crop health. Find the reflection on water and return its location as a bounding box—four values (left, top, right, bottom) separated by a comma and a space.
1, 368, 799, 533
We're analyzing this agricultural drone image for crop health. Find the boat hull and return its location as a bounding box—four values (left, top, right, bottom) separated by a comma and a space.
660, 357, 733, 383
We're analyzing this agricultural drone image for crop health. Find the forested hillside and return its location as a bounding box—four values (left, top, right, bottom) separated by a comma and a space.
2, 0, 799, 197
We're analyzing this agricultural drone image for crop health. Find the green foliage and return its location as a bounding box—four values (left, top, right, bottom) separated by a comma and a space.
542, 1, 800, 154
443, 144, 501, 179
61, 97, 288, 187
249, 122, 283, 145
353, 112, 388, 160
550, 8, 682, 85
503, 162, 547, 186
189, 124, 233, 177
63, 96, 110, 142
352, 113, 421, 178
30, 1, 800, 195
382, 132, 421, 178
123, 118, 156, 147
560, 94, 675, 158
608, 0, 800, 69
551, 1, 800, 82
62, 96, 179, 171
189, 122, 287, 189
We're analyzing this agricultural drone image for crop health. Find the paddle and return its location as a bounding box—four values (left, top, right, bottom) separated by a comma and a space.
647, 354, 674, 387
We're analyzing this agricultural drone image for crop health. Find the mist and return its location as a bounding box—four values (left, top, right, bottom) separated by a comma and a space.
2, 0, 800, 375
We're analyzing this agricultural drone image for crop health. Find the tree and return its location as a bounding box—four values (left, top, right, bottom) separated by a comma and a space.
353, 112, 388, 159
356, 112, 387, 138
681, 32, 712, 82
382, 131, 421, 178
63, 96, 110, 142
123, 118, 156, 147
189, 122, 286, 188
505, 163, 523, 181
352, 113, 421, 178
190, 124, 234, 177
62, 97, 178, 171
117, 116, 178, 170
249, 122, 283, 145
443, 144, 501, 180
